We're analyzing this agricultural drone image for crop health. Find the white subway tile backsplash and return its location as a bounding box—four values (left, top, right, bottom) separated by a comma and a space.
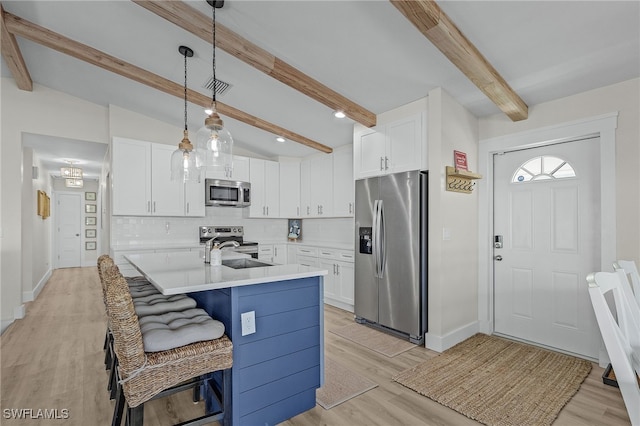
111, 207, 354, 248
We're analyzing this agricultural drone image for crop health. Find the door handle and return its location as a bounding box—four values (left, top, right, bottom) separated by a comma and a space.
75, 234, 80, 237
494, 255, 503, 261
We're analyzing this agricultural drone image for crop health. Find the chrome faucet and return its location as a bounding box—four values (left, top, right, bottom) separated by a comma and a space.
204, 239, 240, 263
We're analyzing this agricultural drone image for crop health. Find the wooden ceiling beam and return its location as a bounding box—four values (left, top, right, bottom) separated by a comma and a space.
0, 5, 32, 91
132, 0, 377, 128
390, 0, 528, 121
2, 10, 332, 153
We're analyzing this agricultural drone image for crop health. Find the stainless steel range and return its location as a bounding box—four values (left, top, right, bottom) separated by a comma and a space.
199, 226, 258, 259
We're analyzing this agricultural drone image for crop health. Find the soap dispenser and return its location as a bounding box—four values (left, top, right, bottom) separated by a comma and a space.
210, 242, 222, 266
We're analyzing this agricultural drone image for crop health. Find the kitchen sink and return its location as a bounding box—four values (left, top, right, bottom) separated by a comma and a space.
222, 258, 272, 269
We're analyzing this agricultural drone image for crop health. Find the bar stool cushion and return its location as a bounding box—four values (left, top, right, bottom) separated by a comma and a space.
129, 285, 160, 299
133, 294, 197, 317
139, 308, 225, 352
126, 276, 150, 286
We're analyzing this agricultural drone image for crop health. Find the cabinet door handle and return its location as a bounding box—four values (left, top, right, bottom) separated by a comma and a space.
274, 247, 278, 256
297, 206, 300, 216
153, 202, 156, 213
147, 201, 151, 212
307, 206, 310, 215
385, 156, 389, 170
380, 157, 384, 171
349, 202, 353, 214
266, 206, 269, 216
336, 264, 340, 275
186, 202, 190, 214
263, 206, 266, 215
333, 264, 337, 275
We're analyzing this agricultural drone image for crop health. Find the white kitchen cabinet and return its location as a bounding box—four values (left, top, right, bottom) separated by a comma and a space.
318, 248, 355, 311
300, 153, 333, 217
354, 112, 426, 180
332, 145, 354, 217
184, 180, 205, 217
249, 158, 280, 217
279, 162, 301, 218
112, 138, 203, 217
273, 244, 287, 265
258, 244, 273, 262
300, 159, 311, 217
112, 137, 152, 216
150, 143, 186, 216
204, 155, 250, 182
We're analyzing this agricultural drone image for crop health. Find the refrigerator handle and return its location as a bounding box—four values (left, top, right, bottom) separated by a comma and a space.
379, 199, 386, 277
372, 200, 380, 277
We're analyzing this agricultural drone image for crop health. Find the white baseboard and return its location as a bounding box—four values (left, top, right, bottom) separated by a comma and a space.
14, 304, 26, 320
22, 269, 52, 302
324, 298, 354, 313
1, 320, 14, 335
425, 321, 479, 352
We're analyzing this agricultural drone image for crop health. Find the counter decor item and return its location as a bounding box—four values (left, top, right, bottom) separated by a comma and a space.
288, 219, 301, 241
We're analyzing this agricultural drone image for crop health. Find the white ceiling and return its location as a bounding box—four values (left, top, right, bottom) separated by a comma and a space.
2, 1, 639, 179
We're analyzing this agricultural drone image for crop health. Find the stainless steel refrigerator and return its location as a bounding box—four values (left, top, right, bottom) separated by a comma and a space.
354, 170, 427, 344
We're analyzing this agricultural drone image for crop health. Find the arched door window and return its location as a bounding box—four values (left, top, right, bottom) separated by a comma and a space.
511, 156, 576, 183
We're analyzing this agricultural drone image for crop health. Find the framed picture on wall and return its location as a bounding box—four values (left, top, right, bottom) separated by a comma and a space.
85, 192, 96, 201
85, 241, 96, 250
85, 217, 96, 226
85, 229, 96, 238
85, 204, 96, 213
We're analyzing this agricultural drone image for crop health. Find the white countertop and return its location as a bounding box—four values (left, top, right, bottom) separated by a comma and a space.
125, 251, 328, 295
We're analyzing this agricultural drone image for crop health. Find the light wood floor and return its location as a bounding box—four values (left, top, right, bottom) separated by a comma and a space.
0, 267, 631, 425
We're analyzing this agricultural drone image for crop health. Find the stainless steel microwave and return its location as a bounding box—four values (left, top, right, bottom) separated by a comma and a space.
204, 179, 251, 207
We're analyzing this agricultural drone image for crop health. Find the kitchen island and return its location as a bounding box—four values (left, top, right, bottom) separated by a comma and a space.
125, 251, 328, 426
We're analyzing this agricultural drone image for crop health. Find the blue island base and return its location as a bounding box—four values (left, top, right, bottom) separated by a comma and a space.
190, 276, 324, 426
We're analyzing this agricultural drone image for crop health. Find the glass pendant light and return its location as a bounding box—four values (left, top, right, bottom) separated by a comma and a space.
197, 0, 233, 177
171, 45, 202, 183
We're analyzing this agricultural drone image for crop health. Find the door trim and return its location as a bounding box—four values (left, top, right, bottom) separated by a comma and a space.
477, 113, 618, 352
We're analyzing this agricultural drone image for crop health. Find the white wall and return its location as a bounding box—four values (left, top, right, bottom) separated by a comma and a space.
479, 78, 640, 263
21, 151, 53, 303
1, 78, 109, 331
426, 88, 480, 351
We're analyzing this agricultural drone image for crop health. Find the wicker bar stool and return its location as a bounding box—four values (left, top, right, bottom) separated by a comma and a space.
104, 265, 233, 426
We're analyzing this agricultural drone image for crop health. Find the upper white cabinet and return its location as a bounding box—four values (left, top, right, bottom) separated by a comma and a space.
332, 145, 354, 217
249, 158, 280, 218
354, 112, 426, 180
300, 153, 333, 217
279, 162, 301, 218
112, 137, 204, 217
150, 144, 188, 216
112, 137, 152, 216
205, 155, 250, 182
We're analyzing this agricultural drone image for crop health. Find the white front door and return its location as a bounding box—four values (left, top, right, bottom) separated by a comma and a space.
493, 137, 601, 359
56, 193, 82, 268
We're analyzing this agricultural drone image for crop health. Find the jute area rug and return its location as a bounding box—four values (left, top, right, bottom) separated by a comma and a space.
316, 357, 378, 410
393, 333, 592, 426
330, 323, 416, 357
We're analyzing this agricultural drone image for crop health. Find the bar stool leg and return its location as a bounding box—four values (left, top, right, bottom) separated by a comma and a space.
126, 405, 144, 426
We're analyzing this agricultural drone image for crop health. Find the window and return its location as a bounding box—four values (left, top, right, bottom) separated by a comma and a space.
511, 156, 576, 183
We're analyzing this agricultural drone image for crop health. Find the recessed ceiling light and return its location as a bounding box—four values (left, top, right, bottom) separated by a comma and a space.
276, 137, 286, 143
333, 110, 346, 119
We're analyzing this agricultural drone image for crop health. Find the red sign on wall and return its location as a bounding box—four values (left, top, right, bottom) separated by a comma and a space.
454, 150, 468, 171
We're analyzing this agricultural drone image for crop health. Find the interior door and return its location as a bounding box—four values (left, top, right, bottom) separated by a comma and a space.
493, 138, 601, 359
56, 193, 82, 268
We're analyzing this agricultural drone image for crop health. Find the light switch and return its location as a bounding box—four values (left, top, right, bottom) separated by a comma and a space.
241, 311, 256, 336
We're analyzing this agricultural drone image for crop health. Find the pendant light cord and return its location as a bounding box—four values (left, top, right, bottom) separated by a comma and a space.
212, 3, 216, 106
184, 50, 188, 132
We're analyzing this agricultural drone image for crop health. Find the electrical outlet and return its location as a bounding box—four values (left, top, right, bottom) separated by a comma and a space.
241, 311, 256, 336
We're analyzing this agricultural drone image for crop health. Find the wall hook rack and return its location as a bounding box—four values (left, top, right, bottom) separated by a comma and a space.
445, 166, 482, 194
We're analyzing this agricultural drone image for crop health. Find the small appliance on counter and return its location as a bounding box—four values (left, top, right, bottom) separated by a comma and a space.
199, 226, 258, 259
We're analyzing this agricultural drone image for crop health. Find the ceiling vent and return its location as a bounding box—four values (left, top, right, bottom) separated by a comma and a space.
203, 77, 232, 96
